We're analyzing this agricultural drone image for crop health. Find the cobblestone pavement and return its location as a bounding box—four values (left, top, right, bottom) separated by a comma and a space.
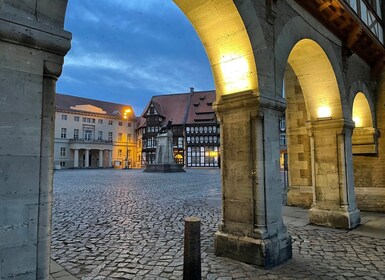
51, 169, 385, 280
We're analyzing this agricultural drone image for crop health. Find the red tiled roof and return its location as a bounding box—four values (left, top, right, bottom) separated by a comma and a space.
55, 93, 135, 117
138, 90, 217, 127
186, 90, 216, 124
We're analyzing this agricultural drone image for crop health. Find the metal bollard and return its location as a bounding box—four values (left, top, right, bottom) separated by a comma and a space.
183, 216, 201, 280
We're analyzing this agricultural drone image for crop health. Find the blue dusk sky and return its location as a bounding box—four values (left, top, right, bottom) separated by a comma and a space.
57, 0, 215, 116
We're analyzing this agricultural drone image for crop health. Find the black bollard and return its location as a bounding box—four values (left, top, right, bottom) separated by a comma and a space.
183, 216, 201, 280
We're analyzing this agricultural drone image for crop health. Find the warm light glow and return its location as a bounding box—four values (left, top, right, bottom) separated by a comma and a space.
209, 151, 218, 157
220, 55, 251, 94
317, 106, 331, 119
123, 108, 132, 120
353, 116, 362, 127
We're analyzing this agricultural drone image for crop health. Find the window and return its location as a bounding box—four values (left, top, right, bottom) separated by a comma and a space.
62, 114, 67, 120
186, 127, 190, 133
73, 129, 79, 139
127, 122, 132, 127
279, 118, 286, 131
98, 119, 103, 124
204, 126, 208, 133
61, 128, 67, 139
60, 162, 66, 167
199, 126, 203, 133
98, 131, 102, 141
195, 127, 199, 133
213, 126, 217, 133
127, 133, 132, 142
84, 130, 92, 141
187, 137, 190, 143
118, 121, 123, 126
83, 117, 95, 123
60, 147, 66, 157
108, 132, 113, 141
108, 120, 113, 125
74, 116, 80, 122
118, 149, 122, 157
280, 133, 286, 146
178, 137, 184, 148
214, 136, 218, 143
118, 133, 122, 141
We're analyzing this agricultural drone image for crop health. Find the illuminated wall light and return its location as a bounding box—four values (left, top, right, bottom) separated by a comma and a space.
317, 106, 331, 119
353, 116, 362, 127
220, 55, 251, 94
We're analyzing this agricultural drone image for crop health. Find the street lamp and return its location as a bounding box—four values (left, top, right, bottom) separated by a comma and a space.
124, 108, 132, 169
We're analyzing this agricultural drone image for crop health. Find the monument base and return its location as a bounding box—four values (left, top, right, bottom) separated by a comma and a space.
144, 163, 185, 173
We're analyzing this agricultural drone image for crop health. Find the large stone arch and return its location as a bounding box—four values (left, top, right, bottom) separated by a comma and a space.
275, 16, 348, 119
173, 0, 262, 98
275, 16, 360, 229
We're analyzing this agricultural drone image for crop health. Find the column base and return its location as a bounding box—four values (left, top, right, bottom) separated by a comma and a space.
214, 231, 292, 268
309, 206, 361, 229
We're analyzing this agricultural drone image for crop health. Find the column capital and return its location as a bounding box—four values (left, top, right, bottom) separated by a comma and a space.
306, 118, 355, 136
213, 91, 286, 117
44, 61, 63, 80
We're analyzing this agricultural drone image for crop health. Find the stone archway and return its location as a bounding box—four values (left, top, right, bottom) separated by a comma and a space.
276, 17, 360, 229
1, 1, 292, 278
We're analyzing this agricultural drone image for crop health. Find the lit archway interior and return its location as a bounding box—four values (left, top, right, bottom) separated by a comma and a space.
287, 39, 342, 120
173, 0, 258, 98
284, 39, 343, 207
352, 92, 373, 128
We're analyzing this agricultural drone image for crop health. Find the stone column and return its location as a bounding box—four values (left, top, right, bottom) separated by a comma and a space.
213, 92, 292, 268
99, 150, 103, 168
0, 7, 70, 279
85, 149, 90, 168
74, 149, 79, 168
307, 118, 360, 229
108, 150, 113, 168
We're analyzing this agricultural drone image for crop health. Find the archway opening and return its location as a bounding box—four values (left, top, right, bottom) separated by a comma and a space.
351, 92, 378, 211
283, 39, 343, 208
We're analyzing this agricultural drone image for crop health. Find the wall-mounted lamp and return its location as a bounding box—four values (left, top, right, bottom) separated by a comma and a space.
317, 106, 331, 119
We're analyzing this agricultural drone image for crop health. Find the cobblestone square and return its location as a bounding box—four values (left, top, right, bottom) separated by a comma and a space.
51, 169, 385, 279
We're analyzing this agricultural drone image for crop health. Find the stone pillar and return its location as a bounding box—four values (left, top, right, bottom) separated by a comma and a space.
213, 92, 292, 268
0, 7, 70, 279
108, 150, 113, 168
99, 150, 103, 168
307, 119, 360, 229
74, 149, 79, 168
85, 149, 90, 168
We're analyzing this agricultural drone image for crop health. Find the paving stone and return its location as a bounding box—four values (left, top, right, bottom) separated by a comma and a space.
51, 169, 385, 280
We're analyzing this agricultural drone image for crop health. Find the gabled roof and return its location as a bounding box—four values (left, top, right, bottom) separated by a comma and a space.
140, 93, 191, 126
186, 90, 216, 124
55, 93, 135, 117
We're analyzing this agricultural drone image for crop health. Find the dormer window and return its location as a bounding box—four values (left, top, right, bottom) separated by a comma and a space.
112, 110, 121, 116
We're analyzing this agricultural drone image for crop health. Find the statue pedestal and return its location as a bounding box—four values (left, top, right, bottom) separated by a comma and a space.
144, 130, 185, 173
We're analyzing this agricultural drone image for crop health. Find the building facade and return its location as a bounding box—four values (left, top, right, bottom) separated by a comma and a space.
54, 94, 137, 169
137, 89, 220, 167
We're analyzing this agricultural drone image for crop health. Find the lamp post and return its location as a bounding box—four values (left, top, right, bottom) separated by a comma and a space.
124, 109, 132, 169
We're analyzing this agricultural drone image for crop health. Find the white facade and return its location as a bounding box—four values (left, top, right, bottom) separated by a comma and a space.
54, 97, 137, 169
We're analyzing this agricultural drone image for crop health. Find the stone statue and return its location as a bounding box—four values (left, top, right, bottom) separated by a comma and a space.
144, 120, 185, 173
